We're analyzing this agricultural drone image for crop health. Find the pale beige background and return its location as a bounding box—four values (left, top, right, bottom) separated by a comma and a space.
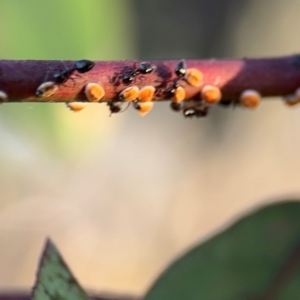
1, 0, 300, 297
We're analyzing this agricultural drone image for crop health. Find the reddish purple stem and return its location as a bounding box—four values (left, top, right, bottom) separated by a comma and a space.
0, 55, 300, 102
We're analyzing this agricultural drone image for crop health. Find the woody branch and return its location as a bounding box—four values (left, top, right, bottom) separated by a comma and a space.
1, 56, 300, 114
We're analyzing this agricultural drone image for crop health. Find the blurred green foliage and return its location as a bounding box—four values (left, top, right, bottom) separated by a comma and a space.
143, 201, 300, 300
0, 0, 135, 160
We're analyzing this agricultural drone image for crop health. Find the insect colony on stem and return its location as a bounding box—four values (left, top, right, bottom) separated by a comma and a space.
2, 57, 290, 117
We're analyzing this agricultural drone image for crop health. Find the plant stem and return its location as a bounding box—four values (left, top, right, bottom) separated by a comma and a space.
1, 55, 300, 103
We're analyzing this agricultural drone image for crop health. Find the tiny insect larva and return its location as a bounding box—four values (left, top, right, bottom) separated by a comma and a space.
66, 102, 87, 112
0, 90, 8, 103
84, 83, 105, 102
119, 86, 139, 102
133, 101, 154, 116
36, 81, 58, 97
185, 68, 203, 87
138, 86, 156, 102
239, 89, 261, 109
201, 85, 222, 104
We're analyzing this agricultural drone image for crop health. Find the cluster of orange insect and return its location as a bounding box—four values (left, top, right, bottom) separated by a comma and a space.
33, 59, 266, 117
0, 58, 294, 117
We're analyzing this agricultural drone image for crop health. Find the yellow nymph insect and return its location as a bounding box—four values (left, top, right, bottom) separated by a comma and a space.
84, 83, 105, 102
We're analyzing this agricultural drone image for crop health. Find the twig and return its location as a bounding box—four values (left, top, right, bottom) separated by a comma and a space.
0, 56, 300, 103
1, 56, 300, 116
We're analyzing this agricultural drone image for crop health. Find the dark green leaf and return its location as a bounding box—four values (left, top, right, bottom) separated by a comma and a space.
143, 201, 300, 300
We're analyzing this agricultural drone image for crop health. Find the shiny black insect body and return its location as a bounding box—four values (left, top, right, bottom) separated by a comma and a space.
162, 60, 187, 99
174, 60, 187, 78
53, 59, 95, 85
183, 105, 209, 118
108, 102, 123, 114
74, 59, 95, 73
164, 81, 180, 98
122, 62, 155, 85
170, 102, 182, 112
53, 69, 74, 85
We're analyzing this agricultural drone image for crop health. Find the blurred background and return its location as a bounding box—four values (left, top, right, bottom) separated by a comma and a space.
1, 0, 300, 296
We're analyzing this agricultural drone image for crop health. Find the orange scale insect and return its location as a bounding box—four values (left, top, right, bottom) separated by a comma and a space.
119, 86, 139, 102
84, 83, 105, 102
239, 90, 261, 109
173, 86, 186, 103
138, 86, 156, 102
66, 102, 87, 112
201, 85, 222, 104
134, 102, 154, 116
36, 81, 58, 98
185, 68, 203, 87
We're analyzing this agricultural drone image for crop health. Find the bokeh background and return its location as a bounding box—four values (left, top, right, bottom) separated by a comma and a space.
1, 0, 300, 296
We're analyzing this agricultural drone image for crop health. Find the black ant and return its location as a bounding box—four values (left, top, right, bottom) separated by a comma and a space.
162, 60, 187, 99
170, 102, 182, 112
182, 101, 209, 118
122, 62, 155, 85
107, 101, 130, 116
107, 102, 122, 114
52, 59, 95, 85
164, 80, 180, 98
174, 59, 187, 79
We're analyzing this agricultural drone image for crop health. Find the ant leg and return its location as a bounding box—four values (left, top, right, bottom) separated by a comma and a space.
120, 102, 130, 113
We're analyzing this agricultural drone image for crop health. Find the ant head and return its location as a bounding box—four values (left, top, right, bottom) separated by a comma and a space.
138, 62, 155, 74
174, 60, 187, 78
182, 101, 209, 118
108, 102, 122, 114
74, 60, 95, 73
183, 107, 197, 118
170, 102, 182, 112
